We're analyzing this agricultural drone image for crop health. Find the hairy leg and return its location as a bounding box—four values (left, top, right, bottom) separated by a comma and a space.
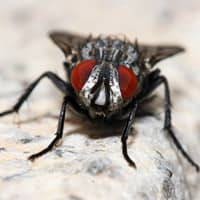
28, 96, 69, 161
121, 102, 138, 168
0, 71, 72, 117
141, 73, 199, 171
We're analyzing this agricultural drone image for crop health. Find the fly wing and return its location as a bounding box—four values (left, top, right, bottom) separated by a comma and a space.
138, 44, 185, 67
49, 31, 88, 56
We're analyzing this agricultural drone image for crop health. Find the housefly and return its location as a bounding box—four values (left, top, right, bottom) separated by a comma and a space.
0, 31, 199, 171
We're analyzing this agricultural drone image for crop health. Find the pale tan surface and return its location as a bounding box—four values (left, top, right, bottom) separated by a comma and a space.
0, 1, 200, 200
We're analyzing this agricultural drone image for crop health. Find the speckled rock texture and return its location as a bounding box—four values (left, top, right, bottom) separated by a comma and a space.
0, 1, 199, 200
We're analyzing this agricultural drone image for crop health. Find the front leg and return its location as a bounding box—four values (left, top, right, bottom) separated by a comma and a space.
28, 95, 69, 161
121, 102, 138, 168
142, 74, 199, 171
160, 76, 199, 171
0, 71, 72, 117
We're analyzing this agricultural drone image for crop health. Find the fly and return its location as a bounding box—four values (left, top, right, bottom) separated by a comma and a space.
0, 31, 199, 171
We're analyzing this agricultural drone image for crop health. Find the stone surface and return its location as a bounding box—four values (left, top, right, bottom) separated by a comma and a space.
0, 1, 200, 200
0, 117, 191, 200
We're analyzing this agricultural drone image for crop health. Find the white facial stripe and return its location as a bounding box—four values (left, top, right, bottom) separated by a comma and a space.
79, 65, 101, 106
95, 84, 106, 106
109, 68, 123, 110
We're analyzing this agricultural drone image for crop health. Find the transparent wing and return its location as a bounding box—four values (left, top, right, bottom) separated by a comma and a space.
138, 44, 185, 67
49, 31, 88, 56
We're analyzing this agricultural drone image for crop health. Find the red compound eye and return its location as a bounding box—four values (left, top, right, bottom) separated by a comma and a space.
118, 65, 138, 100
71, 59, 96, 92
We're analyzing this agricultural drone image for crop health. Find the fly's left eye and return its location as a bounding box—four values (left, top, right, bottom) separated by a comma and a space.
118, 65, 138, 100
71, 59, 96, 92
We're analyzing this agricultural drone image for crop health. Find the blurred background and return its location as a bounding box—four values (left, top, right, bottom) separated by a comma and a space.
0, 0, 199, 199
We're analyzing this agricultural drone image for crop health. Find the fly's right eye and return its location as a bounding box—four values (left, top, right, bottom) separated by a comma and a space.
71, 59, 96, 92
118, 65, 138, 100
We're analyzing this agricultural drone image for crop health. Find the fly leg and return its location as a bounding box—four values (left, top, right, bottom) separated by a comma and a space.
0, 71, 72, 117
140, 73, 199, 172
121, 103, 138, 168
28, 96, 69, 161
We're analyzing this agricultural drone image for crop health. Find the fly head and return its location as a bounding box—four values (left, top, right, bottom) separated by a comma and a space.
50, 31, 184, 118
